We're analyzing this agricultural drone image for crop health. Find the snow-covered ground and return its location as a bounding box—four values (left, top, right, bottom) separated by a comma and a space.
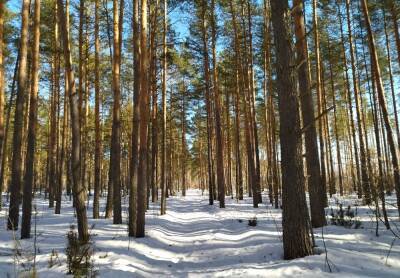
0, 190, 399, 277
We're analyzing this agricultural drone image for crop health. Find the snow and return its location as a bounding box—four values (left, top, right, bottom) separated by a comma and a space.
0, 190, 399, 277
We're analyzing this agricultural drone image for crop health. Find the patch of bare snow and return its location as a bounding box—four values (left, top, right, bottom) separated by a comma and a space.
0, 190, 399, 277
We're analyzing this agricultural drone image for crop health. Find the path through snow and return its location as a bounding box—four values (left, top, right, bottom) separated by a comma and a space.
1, 190, 400, 277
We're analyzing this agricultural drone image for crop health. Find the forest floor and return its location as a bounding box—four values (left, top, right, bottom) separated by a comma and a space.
0, 189, 400, 277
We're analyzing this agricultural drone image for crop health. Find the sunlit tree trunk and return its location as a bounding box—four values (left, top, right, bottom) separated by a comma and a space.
312, 0, 329, 207
160, 0, 168, 215
53, 1, 63, 214
201, 0, 215, 205
239, 0, 257, 204
345, 0, 371, 203
389, 0, 400, 72
110, 0, 123, 224
327, 37, 344, 196
361, 0, 400, 217
270, 0, 312, 259
293, 0, 326, 228
181, 83, 186, 197
225, 81, 232, 198
149, 0, 159, 203
136, 0, 149, 238
383, 8, 400, 152
246, 0, 262, 205
55, 78, 67, 214
337, 3, 360, 195
21, 0, 41, 238
49, 8, 61, 209
129, 0, 140, 236
229, 1, 245, 201
7, 0, 29, 231
370, 61, 390, 229
0, 0, 4, 206
211, 0, 225, 208
57, 0, 89, 242
93, 0, 101, 219
78, 0, 85, 198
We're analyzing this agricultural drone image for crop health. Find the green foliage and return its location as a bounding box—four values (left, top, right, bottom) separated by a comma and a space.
330, 204, 362, 229
65, 225, 96, 277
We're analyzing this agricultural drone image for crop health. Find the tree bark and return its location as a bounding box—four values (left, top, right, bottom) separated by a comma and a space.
361, 0, 400, 217
270, 0, 313, 259
383, 7, 400, 152
211, 0, 225, 208
21, 0, 41, 238
160, 0, 168, 215
110, 0, 122, 224
327, 37, 344, 196
345, 0, 371, 203
201, 0, 215, 206
136, 0, 149, 238
389, 0, 400, 72
246, 0, 262, 205
149, 0, 159, 203
129, 0, 140, 236
7, 0, 30, 231
293, 0, 326, 228
181, 83, 186, 197
0, 0, 5, 207
312, 0, 329, 207
93, 0, 101, 219
57, 0, 89, 242
337, 3, 361, 195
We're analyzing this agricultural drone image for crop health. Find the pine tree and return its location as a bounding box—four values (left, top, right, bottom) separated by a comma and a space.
270, 0, 313, 260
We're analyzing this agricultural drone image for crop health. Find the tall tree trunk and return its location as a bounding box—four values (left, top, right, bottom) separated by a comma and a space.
270, 0, 313, 259
160, 0, 168, 215
225, 80, 232, 198
110, 0, 122, 224
64, 0, 71, 200
239, 1, 257, 204
181, 83, 186, 197
57, 0, 89, 242
53, 1, 62, 213
48, 55, 58, 208
136, 0, 149, 238
370, 61, 390, 229
312, 0, 328, 207
246, 0, 262, 205
129, 0, 140, 236
81, 19, 90, 201
211, 0, 225, 208
263, 0, 272, 204
327, 37, 344, 196
383, 8, 400, 152
21, 0, 41, 238
201, 0, 215, 206
337, 3, 361, 195
389, 0, 400, 72
272, 97, 280, 208
361, 0, 400, 217
78, 0, 85, 198
93, 0, 101, 219
55, 77, 67, 214
229, 1, 244, 201
0, 0, 5, 207
7, 0, 29, 231
234, 69, 243, 201
149, 0, 159, 203
345, 0, 371, 203
293, 0, 326, 228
